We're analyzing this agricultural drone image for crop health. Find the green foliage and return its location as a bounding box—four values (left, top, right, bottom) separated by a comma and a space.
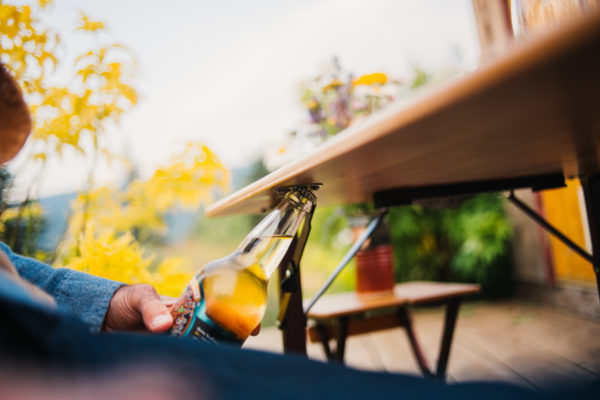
0, 202, 46, 257
0, 167, 11, 206
388, 193, 513, 297
446, 194, 514, 297
302, 205, 356, 296
388, 205, 453, 282
410, 67, 430, 89
307, 205, 349, 248
193, 213, 253, 249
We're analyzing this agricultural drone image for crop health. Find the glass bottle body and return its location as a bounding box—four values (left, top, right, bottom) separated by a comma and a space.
169, 189, 315, 345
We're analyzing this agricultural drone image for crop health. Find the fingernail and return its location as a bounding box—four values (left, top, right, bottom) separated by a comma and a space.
151, 313, 172, 329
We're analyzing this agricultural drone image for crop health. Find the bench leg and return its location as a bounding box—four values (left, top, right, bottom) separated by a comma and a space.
315, 323, 333, 361
334, 317, 348, 363
396, 307, 433, 378
315, 318, 349, 364
436, 298, 461, 381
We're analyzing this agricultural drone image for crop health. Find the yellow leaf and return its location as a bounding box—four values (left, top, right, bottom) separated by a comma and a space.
32, 152, 46, 161
77, 65, 95, 83
74, 50, 94, 64
77, 12, 105, 32
322, 78, 343, 92
38, 0, 53, 10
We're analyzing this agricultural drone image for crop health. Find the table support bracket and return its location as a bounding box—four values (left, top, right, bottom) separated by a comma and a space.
507, 190, 593, 264
304, 208, 389, 314
373, 173, 565, 208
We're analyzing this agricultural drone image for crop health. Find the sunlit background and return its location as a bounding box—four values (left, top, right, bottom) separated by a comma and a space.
9, 0, 479, 198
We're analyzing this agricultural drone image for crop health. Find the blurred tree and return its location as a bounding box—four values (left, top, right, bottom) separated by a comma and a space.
389, 194, 513, 297
0, 202, 45, 257
1, 0, 138, 253
0, 1, 230, 296
0, 167, 11, 211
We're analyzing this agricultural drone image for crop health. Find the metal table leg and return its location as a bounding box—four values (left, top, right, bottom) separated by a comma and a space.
436, 298, 460, 380
397, 307, 433, 378
581, 174, 600, 301
397, 299, 460, 381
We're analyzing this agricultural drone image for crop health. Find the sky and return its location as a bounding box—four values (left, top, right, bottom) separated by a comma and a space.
8, 0, 480, 198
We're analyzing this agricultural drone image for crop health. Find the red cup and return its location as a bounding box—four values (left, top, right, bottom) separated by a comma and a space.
356, 244, 395, 294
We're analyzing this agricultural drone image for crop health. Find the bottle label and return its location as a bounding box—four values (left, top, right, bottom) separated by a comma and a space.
169, 276, 243, 346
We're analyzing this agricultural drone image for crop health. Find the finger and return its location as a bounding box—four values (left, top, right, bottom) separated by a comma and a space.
160, 295, 176, 308
251, 324, 261, 336
132, 285, 174, 333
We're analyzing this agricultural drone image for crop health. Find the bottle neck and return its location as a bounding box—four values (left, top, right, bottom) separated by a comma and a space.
235, 190, 314, 280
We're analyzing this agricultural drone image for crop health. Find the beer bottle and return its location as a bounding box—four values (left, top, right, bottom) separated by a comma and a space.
169, 186, 316, 345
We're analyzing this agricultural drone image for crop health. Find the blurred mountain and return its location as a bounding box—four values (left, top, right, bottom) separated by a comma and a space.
34, 165, 260, 251
37, 192, 76, 251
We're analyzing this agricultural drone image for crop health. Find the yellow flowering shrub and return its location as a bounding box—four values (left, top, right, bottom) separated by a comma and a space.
1, 1, 137, 161
0, 202, 43, 223
153, 257, 197, 297
65, 224, 194, 296
0, 203, 45, 256
126, 143, 229, 214
56, 143, 229, 295
67, 224, 155, 284
2, 1, 229, 295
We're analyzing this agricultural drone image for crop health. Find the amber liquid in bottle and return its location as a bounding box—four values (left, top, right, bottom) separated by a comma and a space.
201, 235, 293, 340
169, 188, 314, 345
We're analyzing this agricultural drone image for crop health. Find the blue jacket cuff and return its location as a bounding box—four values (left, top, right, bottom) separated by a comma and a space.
47, 268, 124, 334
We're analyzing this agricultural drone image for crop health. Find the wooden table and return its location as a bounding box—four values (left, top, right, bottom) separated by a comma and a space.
206, 9, 600, 371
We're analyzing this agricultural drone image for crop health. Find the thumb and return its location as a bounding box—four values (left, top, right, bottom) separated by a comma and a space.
134, 285, 173, 333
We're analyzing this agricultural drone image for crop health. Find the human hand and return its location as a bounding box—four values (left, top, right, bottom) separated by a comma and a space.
103, 284, 261, 336
103, 284, 173, 333
251, 324, 260, 336
161, 292, 260, 336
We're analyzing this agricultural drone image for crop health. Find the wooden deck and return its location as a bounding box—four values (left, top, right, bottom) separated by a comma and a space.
244, 300, 600, 389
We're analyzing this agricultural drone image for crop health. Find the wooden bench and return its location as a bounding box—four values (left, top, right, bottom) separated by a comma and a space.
306, 281, 480, 380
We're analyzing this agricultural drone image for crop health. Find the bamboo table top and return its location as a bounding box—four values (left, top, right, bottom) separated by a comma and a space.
207, 11, 600, 217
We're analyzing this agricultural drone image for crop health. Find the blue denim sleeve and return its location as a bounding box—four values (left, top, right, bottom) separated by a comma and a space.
0, 242, 124, 333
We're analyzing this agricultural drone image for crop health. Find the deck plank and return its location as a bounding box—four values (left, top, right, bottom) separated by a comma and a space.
244, 299, 600, 388
456, 302, 600, 377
